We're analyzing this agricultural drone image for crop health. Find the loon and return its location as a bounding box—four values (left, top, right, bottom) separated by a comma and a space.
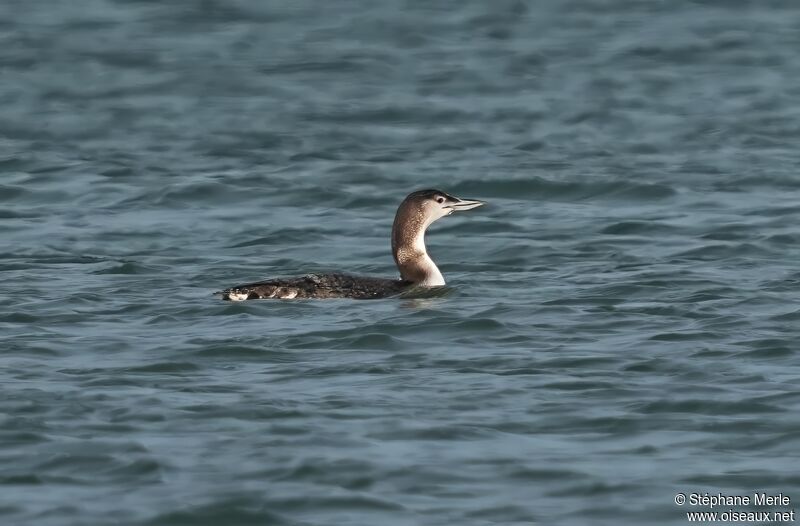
217, 189, 484, 300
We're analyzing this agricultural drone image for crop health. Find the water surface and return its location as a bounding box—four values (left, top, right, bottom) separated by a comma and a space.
2, 1, 799, 525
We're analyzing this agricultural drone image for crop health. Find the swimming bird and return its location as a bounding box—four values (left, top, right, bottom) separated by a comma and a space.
217, 189, 484, 300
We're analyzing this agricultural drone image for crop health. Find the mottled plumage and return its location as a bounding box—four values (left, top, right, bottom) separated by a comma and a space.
220, 273, 413, 300
217, 189, 484, 300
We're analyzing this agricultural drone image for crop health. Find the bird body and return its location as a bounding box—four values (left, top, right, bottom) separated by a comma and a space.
217, 189, 484, 300
220, 273, 411, 300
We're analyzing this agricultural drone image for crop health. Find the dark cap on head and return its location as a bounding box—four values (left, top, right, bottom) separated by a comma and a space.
404, 189, 459, 203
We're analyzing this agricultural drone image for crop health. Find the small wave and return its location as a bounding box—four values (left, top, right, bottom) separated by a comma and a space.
600, 221, 680, 235
636, 399, 782, 416
453, 177, 676, 201
227, 228, 329, 248
124, 362, 200, 374
93, 262, 156, 275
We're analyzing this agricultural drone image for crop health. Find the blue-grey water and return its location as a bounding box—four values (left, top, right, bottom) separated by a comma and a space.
2, 1, 799, 525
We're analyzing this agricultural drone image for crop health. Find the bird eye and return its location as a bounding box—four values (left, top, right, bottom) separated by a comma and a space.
436, 197, 445, 204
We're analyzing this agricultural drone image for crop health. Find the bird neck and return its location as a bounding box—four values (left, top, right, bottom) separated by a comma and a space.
392, 215, 445, 286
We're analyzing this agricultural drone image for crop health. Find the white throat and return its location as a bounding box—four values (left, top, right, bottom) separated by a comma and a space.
394, 228, 446, 286
414, 251, 445, 286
